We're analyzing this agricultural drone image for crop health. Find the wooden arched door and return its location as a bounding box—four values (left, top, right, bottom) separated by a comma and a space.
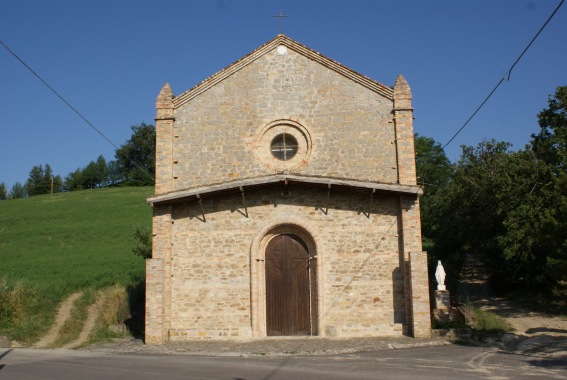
265, 234, 311, 336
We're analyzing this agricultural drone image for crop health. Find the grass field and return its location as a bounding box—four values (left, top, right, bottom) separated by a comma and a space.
0, 187, 153, 342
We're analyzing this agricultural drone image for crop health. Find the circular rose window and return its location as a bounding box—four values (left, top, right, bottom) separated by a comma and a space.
270, 133, 298, 161
255, 119, 312, 172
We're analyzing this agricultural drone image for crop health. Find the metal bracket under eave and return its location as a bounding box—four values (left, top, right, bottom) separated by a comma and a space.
239, 186, 249, 218
196, 194, 206, 223
324, 183, 331, 215
364, 189, 376, 218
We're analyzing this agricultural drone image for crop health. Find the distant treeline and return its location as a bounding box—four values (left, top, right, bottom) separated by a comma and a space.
0, 123, 155, 199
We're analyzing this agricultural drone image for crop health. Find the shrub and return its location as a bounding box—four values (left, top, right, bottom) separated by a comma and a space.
132, 226, 152, 259
470, 306, 513, 333
0, 278, 26, 324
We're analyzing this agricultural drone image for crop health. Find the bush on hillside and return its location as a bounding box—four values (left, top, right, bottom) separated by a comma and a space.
0, 278, 26, 324
132, 226, 152, 259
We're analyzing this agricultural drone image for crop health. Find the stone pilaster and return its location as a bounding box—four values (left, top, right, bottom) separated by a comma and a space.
400, 195, 424, 336
400, 195, 423, 260
148, 84, 175, 343
393, 75, 417, 186
155, 83, 175, 195
145, 258, 165, 344
145, 204, 172, 344
394, 77, 428, 338
408, 251, 432, 339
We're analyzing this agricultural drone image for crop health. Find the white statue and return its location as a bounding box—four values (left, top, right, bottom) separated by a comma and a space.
435, 260, 446, 290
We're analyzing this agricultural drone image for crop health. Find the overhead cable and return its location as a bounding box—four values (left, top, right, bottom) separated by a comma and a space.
0, 39, 154, 182
442, 0, 564, 149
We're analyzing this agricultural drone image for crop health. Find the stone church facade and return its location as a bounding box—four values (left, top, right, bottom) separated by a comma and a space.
145, 35, 431, 344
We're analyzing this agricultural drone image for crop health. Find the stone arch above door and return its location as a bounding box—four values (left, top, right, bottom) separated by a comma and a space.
250, 221, 320, 337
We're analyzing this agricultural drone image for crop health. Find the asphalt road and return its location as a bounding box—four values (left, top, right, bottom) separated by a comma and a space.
1, 345, 565, 380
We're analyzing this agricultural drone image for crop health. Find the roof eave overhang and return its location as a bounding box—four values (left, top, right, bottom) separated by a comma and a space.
147, 174, 422, 206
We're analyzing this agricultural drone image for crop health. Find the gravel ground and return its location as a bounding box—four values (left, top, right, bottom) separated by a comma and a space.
82, 336, 452, 357
81, 334, 567, 360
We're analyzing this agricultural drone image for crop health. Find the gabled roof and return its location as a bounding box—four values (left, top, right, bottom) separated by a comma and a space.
173, 34, 394, 108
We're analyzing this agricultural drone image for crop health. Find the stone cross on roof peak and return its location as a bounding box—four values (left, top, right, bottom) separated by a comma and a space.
272, 9, 288, 34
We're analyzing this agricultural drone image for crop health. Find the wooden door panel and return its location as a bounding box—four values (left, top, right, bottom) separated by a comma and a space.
291, 265, 310, 335
266, 260, 284, 277
290, 258, 307, 276
266, 259, 285, 335
266, 234, 311, 336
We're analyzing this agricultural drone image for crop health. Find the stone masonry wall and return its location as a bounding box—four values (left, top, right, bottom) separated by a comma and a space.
171, 47, 397, 191
147, 38, 430, 343
165, 186, 407, 340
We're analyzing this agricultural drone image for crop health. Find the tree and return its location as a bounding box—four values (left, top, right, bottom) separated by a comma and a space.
9, 182, 26, 199
532, 86, 567, 170
0, 182, 7, 200
81, 155, 110, 189
64, 168, 84, 191
430, 141, 549, 287
418, 87, 567, 292
486, 148, 552, 288
529, 86, 567, 283
542, 172, 567, 283
429, 141, 513, 283
64, 155, 111, 191
25, 164, 62, 196
26, 164, 51, 196
93, 155, 110, 187
415, 135, 452, 191
113, 123, 155, 186
106, 160, 122, 187
414, 135, 452, 251
53, 175, 63, 193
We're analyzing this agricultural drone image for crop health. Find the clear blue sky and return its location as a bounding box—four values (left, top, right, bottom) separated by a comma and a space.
1, 0, 566, 189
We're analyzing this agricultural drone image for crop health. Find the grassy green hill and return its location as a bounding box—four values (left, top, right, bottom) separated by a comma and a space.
0, 187, 153, 343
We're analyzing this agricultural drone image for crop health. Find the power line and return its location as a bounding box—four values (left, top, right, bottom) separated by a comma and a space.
0, 39, 154, 182
442, 0, 564, 150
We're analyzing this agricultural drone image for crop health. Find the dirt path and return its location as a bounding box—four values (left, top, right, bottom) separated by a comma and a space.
481, 298, 567, 336
458, 255, 567, 338
62, 295, 103, 349
34, 291, 83, 348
